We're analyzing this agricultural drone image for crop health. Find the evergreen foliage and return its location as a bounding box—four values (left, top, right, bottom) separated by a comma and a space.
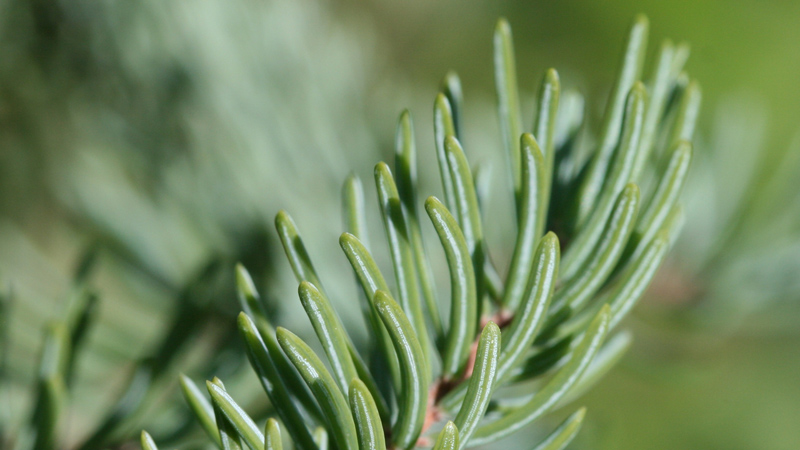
139, 15, 699, 450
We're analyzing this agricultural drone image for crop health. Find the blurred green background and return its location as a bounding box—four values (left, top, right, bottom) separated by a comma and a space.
1, 0, 799, 449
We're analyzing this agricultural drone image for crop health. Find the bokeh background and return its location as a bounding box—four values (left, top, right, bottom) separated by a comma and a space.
1, 0, 799, 449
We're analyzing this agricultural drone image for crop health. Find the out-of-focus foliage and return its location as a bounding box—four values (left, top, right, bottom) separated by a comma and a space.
0, 0, 799, 449
0, 0, 393, 447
